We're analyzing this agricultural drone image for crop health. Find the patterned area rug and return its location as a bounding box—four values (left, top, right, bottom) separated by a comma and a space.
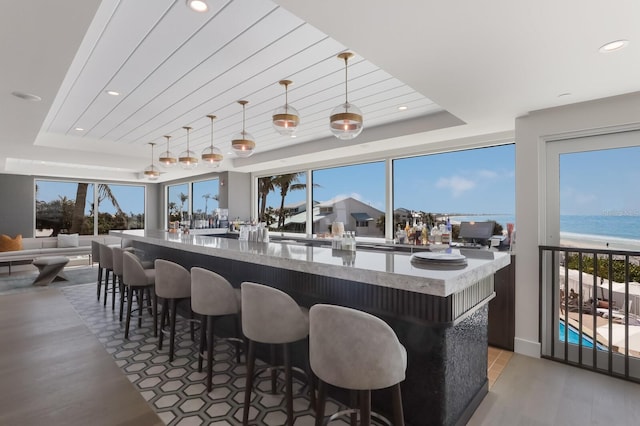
0, 265, 98, 295
62, 283, 349, 426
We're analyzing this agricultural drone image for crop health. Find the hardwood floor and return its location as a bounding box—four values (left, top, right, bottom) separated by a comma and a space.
0, 289, 162, 426
469, 352, 640, 425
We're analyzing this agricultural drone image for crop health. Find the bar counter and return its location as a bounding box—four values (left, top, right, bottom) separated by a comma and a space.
113, 230, 510, 425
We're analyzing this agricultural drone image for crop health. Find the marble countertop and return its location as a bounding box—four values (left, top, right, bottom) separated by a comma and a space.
113, 230, 510, 297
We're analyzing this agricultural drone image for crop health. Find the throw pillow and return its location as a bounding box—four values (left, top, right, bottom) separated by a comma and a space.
0, 234, 23, 252
57, 233, 79, 248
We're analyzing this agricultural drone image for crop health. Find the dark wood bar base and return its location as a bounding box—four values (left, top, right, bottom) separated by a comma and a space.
136, 241, 491, 426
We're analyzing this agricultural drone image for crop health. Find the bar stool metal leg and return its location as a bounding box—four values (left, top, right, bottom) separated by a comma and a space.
206, 315, 215, 392
243, 340, 257, 426
315, 380, 327, 426
283, 343, 293, 426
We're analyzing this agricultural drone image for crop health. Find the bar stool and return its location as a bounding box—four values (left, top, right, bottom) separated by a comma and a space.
241, 281, 313, 426
155, 259, 192, 362
310, 304, 407, 426
122, 251, 157, 339
112, 247, 129, 322
111, 247, 138, 322
190, 267, 243, 392
91, 241, 103, 301
99, 243, 116, 310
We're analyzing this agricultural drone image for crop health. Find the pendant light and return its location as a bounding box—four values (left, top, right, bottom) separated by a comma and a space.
231, 100, 255, 157
201, 114, 223, 168
272, 80, 299, 136
143, 142, 160, 180
179, 126, 198, 169
329, 52, 363, 140
158, 135, 177, 168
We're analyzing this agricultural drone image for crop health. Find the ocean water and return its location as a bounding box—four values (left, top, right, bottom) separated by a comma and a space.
449, 214, 640, 241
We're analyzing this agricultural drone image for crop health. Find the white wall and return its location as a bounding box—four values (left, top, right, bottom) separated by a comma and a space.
514, 91, 640, 357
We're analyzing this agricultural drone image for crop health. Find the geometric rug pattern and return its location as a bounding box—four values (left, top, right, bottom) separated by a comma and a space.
62, 282, 349, 426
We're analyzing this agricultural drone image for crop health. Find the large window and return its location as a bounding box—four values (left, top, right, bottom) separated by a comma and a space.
393, 145, 515, 241
166, 179, 223, 229
97, 184, 145, 233
35, 180, 145, 236
167, 183, 189, 226
192, 178, 219, 227
257, 173, 307, 233
312, 162, 385, 237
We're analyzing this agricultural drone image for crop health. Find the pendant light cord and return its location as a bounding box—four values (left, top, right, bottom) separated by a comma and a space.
344, 56, 349, 104
210, 118, 214, 149
242, 104, 246, 135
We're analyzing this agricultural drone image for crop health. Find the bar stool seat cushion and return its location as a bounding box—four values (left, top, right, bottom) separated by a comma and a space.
241, 282, 309, 344
310, 304, 406, 391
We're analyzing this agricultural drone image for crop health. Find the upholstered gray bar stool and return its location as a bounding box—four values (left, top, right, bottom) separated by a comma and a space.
191, 267, 243, 392
91, 241, 103, 301
112, 246, 129, 322
99, 243, 117, 310
310, 304, 407, 426
241, 281, 314, 426
122, 251, 157, 339
155, 259, 192, 362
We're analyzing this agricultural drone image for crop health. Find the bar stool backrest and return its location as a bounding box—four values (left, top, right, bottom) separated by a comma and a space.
99, 243, 113, 270
191, 267, 238, 316
122, 251, 151, 287
310, 304, 407, 390
91, 240, 100, 265
112, 246, 125, 277
241, 281, 308, 344
154, 259, 191, 299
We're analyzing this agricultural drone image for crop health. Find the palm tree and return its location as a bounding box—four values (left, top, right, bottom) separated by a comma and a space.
258, 176, 277, 223
202, 193, 212, 216
179, 192, 189, 220
274, 173, 306, 229
70, 183, 125, 234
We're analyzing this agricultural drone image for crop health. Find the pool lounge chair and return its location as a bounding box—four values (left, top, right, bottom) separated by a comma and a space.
599, 300, 633, 321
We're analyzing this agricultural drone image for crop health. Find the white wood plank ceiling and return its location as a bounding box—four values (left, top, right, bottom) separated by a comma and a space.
40, 0, 441, 175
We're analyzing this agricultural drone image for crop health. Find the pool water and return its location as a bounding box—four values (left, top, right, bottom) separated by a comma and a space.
559, 320, 605, 350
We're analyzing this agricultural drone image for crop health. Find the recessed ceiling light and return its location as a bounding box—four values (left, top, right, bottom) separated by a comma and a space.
12, 91, 42, 102
599, 39, 629, 53
290, 134, 297, 138
75, 127, 84, 132
105, 90, 120, 96
398, 106, 408, 111
186, 0, 208, 12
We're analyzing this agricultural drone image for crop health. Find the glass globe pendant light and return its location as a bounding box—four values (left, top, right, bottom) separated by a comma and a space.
158, 135, 177, 168
143, 142, 160, 180
329, 52, 363, 140
178, 126, 198, 169
231, 100, 255, 158
201, 114, 223, 168
272, 80, 299, 136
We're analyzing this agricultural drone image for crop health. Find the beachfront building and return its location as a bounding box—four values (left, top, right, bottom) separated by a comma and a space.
277, 196, 384, 237
2, 1, 640, 424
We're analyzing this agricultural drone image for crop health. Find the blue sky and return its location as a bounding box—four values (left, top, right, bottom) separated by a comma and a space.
265, 144, 516, 215
36, 181, 144, 215
36, 144, 640, 219
560, 146, 640, 216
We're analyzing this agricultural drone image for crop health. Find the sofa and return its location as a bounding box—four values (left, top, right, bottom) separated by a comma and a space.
0, 234, 122, 273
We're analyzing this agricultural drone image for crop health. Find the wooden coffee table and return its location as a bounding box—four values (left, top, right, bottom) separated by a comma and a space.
32, 256, 70, 286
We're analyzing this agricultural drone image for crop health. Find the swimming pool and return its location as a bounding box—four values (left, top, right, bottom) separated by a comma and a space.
559, 320, 606, 350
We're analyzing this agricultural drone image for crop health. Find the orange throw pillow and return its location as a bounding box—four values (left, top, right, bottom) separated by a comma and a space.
0, 234, 23, 252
